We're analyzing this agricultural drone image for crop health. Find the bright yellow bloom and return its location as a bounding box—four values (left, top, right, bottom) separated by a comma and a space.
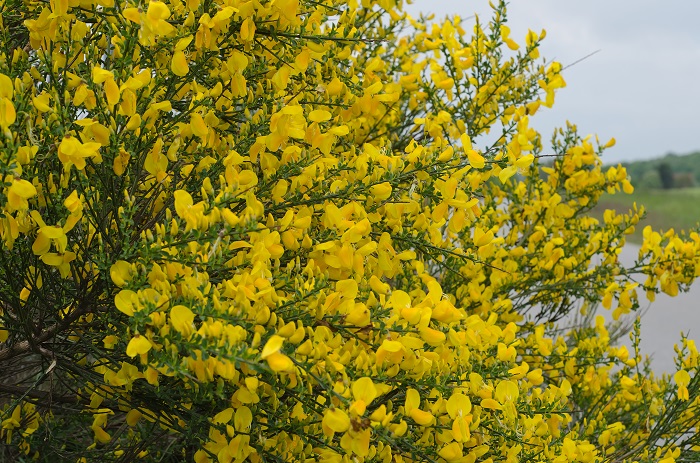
126, 334, 152, 357
323, 408, 350, 434
57, 136, 101, 171
6, 179, 36, 212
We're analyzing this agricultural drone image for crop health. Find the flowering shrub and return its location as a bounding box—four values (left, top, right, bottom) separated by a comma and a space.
1, 0, 700, 461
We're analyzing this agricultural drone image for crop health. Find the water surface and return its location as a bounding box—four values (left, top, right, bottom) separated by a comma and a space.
609, 244, 699, 374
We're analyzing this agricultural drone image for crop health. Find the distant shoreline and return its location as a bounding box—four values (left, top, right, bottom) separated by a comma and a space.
590, 187, 700, 243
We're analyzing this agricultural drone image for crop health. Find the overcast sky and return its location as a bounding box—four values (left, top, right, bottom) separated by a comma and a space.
404, 1, 700, 164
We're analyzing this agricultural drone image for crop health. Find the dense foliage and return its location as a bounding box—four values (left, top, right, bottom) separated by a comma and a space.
2, 0, 700, 462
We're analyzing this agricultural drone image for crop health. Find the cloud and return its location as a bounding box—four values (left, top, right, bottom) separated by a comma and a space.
404, 1, 700, 161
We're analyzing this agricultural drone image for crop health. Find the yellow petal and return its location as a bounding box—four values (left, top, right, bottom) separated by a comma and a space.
92, 425, 111, 444
466, 149, 485, 169
328, 125, 349, 136
126, 335, 152, 357
420, 327, 446, 346
452, 416, 471, 442
495, 380, 519, 404
126, 409, 142, 426
40, 253, 64, 266
40, 225, 64, 239
175, 35, 193, 51
32, 92, 52, 112
352, 377, 377, 405
104, 78, 120, 106
122, 7, 141, 22
170, 305, 195, 334
379, 339, 403, 353
0, 73, 13, 99
92, 67, 114, 84
173, 190, 193, 218
0, 97, 16, 128
240, 17, 256, 41
323, 408, 350, 433
409, 408, 434, 426
171, 51, 189, 77
213, 408, 234, 424
10, 179, 37, 199
514, 154, 534, 168
261, 334, 284, 359
675, 370, 691, 387
234, 406, 252, 431
446, 393, 471, 419
147, 1, 170, 21
32, 233, 50, 255
404, 388, 420, 412
266, 352, 294, 373
480, 398, 501, 410
473, 227, 494, 247
190, 113, 209, 138
498, 165, 518, 183
115, 290, 137, 316
110, 260, 134, 287
370, 182, 392, 201
369, 275, 389, 295
308, 109, 332, 122
345, 303, 370, 327
438, 442, 463, 462
389, 290, 411, 309
336, 279, 358, 299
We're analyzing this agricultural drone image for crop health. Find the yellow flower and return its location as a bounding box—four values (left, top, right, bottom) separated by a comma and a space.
91, 67, 114, 84
57, 136, 101, 171
173, 190, 206, 230
126, 334, 152, 357
265, 352, 295, 373
146, 1, 175, 35
240, 18, 256, 42
674, 370, 691, 401
420, 327, 446, 346
349, 377, 377, 415
0, 73, 13, 99
171, 51, 189, 77
234, 406, 252, 432
110, 260, 135, 287
115, 290, 138, 316
6, 179, 37, 212
322, 408, 350, 434
266, 105, 306, 151
495, 380, 519, 404
409, 408, 434, 426
261, 335, 284, 359
375, 339, 404, 365
104, 78, 120, 106
438, 442, 463, 462
370, 182, 392, 201
0, 97, 16, 130
309, 109, 332, 123
30, 211, 69, 255
170, 305, 195, 336
32, 92, 52, 112
63, 190, 83, 215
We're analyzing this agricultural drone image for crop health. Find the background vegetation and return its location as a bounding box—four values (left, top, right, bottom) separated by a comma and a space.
592, 152, 700, 242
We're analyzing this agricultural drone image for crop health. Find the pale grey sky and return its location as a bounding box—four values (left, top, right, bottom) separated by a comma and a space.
405, 1, 700, 163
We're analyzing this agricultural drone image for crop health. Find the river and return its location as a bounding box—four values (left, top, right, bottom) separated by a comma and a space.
604, 244, 699, 375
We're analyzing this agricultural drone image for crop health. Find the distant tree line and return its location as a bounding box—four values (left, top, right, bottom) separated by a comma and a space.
623, 151, 700, 189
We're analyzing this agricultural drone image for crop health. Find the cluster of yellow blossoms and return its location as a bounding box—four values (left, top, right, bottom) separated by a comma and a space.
1, 0, 700, 461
